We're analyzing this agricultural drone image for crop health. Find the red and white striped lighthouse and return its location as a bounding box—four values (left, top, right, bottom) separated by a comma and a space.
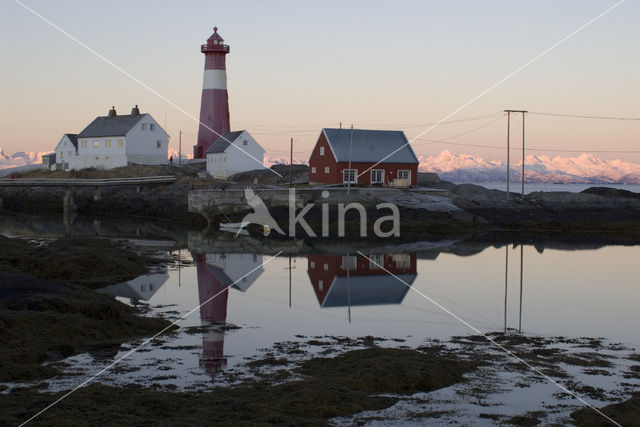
195, 27, 231, 158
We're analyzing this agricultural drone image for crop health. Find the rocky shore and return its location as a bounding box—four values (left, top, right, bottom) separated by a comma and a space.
2, 166, 640, 239
0, 236, 174, 382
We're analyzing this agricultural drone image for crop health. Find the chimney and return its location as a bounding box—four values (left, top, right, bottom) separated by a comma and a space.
108, 106, 117, 117
131, 105, 140, 116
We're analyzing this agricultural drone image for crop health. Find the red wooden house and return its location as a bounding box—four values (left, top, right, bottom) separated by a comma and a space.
308, 128, 419, 186
307, 253, 417, 308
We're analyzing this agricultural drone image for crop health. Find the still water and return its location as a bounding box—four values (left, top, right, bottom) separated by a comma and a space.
1, 216, 638, 423
476, 182, 640, 194
67, 237, 638, 393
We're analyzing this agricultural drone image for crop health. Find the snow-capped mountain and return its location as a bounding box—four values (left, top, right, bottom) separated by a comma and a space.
419, 150, 640, 184
0, 147, 48, 169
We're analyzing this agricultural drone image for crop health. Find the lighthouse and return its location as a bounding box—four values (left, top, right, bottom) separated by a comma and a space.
195, 27, 231, 159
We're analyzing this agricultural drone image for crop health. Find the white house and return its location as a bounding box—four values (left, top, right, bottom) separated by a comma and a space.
51, 134, 78, 171
49, 106, 169, 171
205, 130, 265, 179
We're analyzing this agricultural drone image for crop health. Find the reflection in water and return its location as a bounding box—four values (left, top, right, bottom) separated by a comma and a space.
307, 253, 417, 309
99, 270, 169, 305
195, 253, 264, 378
503, 245, 525, 333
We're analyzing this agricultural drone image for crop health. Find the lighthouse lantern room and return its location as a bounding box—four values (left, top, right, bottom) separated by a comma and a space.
195, 27, 231, 159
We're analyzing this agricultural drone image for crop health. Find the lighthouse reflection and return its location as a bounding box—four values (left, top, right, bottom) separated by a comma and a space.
195, 252, 264, 378
193, 251, 418, 378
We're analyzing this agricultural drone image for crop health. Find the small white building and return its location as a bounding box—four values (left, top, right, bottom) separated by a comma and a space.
51, 134, 78, 171
206, 130, 265, 179
49, 106, 169, 171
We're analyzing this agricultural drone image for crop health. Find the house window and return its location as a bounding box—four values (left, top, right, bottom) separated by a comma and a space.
318, 280, 323, 290
117, 139, 124, 147
394, 254, 411, 269
156, 140, 162, 148
68, 151, 73, 157
105, 140, 111, 147
369, 254, 385, 269
141, 123, 147, 130
105, 156, 110, 160
243, 139, 248, 146
324, 263, 328, 271
310, 261, 315, 268
93, 140, 100, 147
398, 170, 411, 181
60, 151, 64, 159
325, 166, 330, 174
149, 124, 155, 131
343, 169, 357, 184
311, 167, 316, 173
341, 255, 357, 271
371, 169, 384, 184
81, 141, 87, 148
96, 156, 100, 160
320, 146, 325, 156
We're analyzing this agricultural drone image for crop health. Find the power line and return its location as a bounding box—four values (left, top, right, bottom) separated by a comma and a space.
235, 112, 504, 131
529, 111, 640, 121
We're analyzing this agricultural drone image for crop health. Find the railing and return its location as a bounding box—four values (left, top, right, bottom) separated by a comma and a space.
0, 176, 177, 187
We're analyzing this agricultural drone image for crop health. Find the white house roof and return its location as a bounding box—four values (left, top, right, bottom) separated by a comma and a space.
205, 130, 246, 154
64, 134, 79, 149
78, 109, 147, 138
322, 128, 419, 164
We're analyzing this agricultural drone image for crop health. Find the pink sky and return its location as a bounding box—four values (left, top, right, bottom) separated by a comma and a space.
1, 1, 638, 164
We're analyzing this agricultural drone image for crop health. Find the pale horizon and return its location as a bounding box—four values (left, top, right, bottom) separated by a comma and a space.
1, 0, 639, 165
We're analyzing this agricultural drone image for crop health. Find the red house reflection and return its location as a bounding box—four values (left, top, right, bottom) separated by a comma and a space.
307, 253, 417, 307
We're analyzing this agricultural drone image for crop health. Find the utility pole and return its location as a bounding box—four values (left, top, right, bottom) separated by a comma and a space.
504, 245, 508, 332
504, 110, 527, 199
521, 112, 526, 197
519, 244, 524, 333
506, 111, 511, 199
179, 130, 182, 166
347, 124, 353, 194
290, 137, 294, 188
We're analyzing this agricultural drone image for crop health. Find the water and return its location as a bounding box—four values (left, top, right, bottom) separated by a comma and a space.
1, 216, 639, 423
469, 182, 640, 195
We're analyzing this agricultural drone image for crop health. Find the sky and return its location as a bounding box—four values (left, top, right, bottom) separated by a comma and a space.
1, 0, 639, 163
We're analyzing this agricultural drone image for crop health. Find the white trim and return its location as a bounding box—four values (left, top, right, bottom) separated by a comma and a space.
320, 129, 339, 163
370, 169, 384, 184
398, 169, 411, 182
342, 168, 357, 184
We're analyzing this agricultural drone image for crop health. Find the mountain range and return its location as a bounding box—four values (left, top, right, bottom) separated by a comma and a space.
418, 150, 640, 184
3, 147, 640, 184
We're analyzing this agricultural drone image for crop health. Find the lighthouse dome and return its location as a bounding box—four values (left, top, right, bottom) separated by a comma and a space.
208, 27, 224, 43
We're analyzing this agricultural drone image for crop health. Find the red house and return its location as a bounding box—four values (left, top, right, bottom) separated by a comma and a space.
307, 253, 417, 308
308, 128, 419, 186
